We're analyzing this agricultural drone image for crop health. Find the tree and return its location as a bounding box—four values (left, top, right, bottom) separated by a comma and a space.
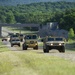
6, 11, 16, 24
69, 28, 75, 38
0, 15, 6, 23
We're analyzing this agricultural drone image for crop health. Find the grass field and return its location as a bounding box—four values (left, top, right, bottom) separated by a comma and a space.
0, 39, 10, 52
0, 44, 75, 75
1, 28, 75, 75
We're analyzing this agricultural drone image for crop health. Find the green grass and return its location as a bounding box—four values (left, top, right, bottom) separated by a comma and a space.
14, 51, 75, 75
0, 50, 75, 75
0, 39, 10, 52
0, 53, 14, 74
68, 39, 75, 43
1, 27, 75, 75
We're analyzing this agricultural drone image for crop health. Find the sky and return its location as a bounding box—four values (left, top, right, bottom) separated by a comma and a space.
0, 0, 75, 6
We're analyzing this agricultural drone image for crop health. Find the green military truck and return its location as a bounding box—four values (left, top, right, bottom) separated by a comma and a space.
22, 34, 38, 50
41, 36, 65, 53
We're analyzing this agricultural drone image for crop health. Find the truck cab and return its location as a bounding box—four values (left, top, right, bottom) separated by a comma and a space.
22, 34, 38, 50
10, 38, 20, 47
10, 34, 20, 47
41, 36, 65, 53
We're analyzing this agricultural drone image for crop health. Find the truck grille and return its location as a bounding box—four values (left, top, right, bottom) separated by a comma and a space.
53, 43, 59, 45
30, 41, 34, 44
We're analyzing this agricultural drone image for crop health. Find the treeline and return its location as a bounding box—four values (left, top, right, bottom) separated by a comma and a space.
0, 1, 75, 32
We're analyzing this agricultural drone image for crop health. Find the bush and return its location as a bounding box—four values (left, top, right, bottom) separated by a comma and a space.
68, 28, 75, 39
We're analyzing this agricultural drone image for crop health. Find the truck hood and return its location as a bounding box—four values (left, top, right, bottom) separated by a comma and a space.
46, 41, 65, 43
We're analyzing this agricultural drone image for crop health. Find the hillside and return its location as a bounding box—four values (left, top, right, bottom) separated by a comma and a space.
0, 1, 75, 32
0, 0, 75, 6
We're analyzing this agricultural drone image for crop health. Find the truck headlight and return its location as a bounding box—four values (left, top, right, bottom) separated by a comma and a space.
59, 43, 62, 45
51, 43, 53, 46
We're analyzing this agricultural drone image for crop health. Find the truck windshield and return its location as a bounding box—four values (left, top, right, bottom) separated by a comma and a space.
12, 35, 18, 37
32, 35, 37, 39
16, 39, 20, 41
26, 35, 37, 39
55, 38, 63, 41
48, 38, 54, 41
20, 34, 23, 37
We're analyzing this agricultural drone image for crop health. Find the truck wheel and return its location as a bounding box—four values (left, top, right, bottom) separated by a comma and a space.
46, 45, 49, 53
18, 43, 20, 47
22, 44, 27, 50
33, 45, 38, 50
61, 46, 65, 53
43, 49, 47, 53
43, 49, 49, 53
43, 45, 49, 53
11, 44, 13, 47
59, 46, 65, 53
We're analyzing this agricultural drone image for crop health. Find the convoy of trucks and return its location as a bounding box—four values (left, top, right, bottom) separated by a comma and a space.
2, 22, 68, 53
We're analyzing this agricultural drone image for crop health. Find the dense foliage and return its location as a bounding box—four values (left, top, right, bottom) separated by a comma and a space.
68, 28, 75, 39
0, 1, 75, 32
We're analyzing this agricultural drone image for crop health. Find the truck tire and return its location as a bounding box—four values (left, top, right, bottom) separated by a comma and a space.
22, 44, 27, 50
61, 46, 65, 53
59, 46, 65, 53
18, 43, 20, 47
33, 45, 38, 50
43, 45, 49, 53
11, 44, 13, 47
43, 49, 47, 53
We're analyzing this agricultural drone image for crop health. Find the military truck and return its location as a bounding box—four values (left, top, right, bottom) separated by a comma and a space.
41, 36, 65, 53
10, 34, 21, 47
10, 38, 20, 47
22, 34, 38, 50
10, 34, 18, 42
16, 33, 24, 42
19, 34, 24, 42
